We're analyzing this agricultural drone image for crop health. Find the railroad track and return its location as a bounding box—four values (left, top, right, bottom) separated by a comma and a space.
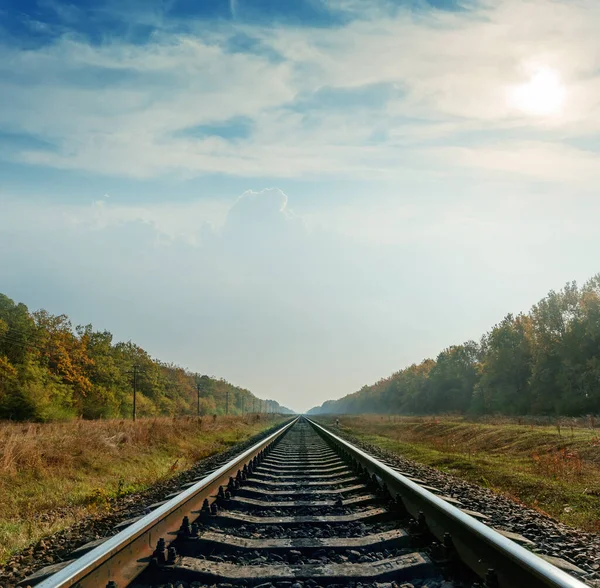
26, 417, 588, 588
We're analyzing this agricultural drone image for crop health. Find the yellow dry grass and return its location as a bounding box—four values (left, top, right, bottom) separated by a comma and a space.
0, 414, 286, 562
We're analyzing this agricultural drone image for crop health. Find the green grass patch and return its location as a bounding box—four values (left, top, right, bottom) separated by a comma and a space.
316, 415, 600, 533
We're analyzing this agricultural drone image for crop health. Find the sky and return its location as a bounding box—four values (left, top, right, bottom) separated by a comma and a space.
1, 0, 600, 413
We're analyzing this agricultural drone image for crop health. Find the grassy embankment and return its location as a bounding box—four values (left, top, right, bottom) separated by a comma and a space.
315, 415, 600, 532
0, 414, 287, 562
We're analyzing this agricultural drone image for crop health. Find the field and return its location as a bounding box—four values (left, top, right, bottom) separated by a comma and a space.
314, 414, 600, 532
0, 414, 287, 562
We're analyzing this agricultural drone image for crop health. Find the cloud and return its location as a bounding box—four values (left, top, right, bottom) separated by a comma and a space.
231, 188, 292, 219
436, 141, 600, 185
0, 0, 598, 185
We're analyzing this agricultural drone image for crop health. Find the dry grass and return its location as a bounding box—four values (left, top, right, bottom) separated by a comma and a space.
0, 415, 263, 475
315, 414, 600, 532
0, 414, 286, 562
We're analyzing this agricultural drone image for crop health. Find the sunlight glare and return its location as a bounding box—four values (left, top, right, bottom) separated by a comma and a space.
512, 67, 565, 116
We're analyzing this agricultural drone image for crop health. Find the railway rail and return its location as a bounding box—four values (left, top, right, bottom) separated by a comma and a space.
25, 416, 589, 588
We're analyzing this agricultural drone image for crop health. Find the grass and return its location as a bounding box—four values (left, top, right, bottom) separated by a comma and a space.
314, 414, 600, 532
0, 414, 287, 563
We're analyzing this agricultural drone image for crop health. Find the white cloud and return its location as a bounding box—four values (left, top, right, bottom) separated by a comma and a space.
234, 188, 291, 215
434, 141, 600, 184
86, 199, 232, 243
0, 193, 231, 245
1, 0, 599, 183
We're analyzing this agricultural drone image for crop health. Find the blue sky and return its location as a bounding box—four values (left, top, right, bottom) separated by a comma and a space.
1, 0, 600, 412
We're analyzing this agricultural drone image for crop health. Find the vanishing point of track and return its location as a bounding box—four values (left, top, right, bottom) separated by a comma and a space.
28, 417, 588, 588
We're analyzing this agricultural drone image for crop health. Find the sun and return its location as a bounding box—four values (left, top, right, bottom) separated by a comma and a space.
511, 67, 565, 116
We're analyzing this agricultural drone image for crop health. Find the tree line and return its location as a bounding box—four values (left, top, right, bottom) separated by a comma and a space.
308, 275, 600, 417
0, 293, 292, 421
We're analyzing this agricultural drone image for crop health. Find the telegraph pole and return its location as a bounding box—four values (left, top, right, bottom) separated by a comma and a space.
241, 395, 245, 415
226, 389, 229, 415
196, 381, 201, 417
127, 365, 144, 422
133, 365, 138, 421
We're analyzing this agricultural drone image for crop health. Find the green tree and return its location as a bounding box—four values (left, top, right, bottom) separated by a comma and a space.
475, 314, 533, 414
427, 342, 480, 413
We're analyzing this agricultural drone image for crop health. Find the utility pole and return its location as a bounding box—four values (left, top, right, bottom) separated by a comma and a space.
241, 395, 244, 415
226, 389, 229, 415
127, 365, 144, 422
133, 365, 138, 422
196, 381, 201, 417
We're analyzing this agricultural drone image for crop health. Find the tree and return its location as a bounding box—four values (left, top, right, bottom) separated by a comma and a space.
0, 292, 287, 421
474, 314, 533, 414
427, 342, 480, 413
33, 310, 93, 408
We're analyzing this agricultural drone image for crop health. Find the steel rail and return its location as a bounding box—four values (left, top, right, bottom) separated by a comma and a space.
39, 416, 298, 588
306, 417, 588, 588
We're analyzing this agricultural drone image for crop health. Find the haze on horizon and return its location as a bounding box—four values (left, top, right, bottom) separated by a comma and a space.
1, 0, 600, 414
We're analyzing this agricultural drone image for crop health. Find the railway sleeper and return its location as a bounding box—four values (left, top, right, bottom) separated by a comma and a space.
245, 477, 360, 488
268, 454, 336, 460
149, 552, 436, 586
177, 528, 411, 553
198, 506, 393, 526
262, 457, 341, 466
237, 483, 369, 498
265, 450, 339, 457
256, 466, 350, 476
227, 494, 377, 509
250, 472, 353, 481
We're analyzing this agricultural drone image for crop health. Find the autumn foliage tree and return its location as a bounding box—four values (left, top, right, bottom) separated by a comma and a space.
0, 293, 291, 421
309, 274, 600, 417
